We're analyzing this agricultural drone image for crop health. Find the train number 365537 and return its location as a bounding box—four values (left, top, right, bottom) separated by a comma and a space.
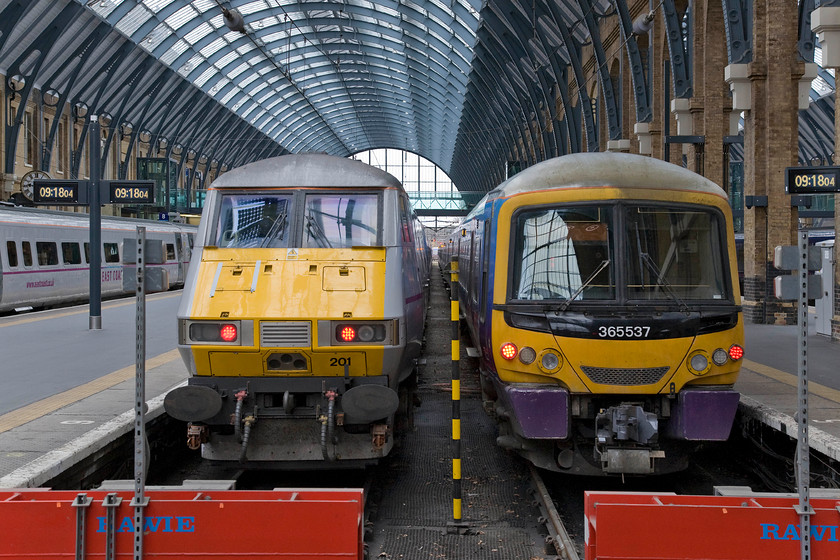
597, 325, 651, 338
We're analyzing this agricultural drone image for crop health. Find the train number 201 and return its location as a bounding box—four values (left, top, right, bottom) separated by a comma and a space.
330, 357, 352, 367
597, 325, 651, 338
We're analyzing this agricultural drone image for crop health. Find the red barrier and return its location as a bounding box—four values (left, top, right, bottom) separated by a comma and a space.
0, 488, 364, 559
584, 491, 840, 560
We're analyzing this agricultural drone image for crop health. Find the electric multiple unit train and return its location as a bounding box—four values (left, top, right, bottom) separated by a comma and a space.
445, 152, 744, 475
164, 153, 430, 467
0, 205, 195, 313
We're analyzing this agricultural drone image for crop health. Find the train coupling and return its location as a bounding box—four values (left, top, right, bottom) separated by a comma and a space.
186, 423, 209, 450
595, 404, 663, 474
372, 424, 388, 449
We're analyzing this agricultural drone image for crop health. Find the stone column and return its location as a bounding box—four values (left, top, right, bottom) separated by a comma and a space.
738, 0, 801, 324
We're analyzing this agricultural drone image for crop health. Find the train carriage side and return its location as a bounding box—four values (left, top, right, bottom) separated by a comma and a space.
166, 153, 426, 466
0, 206, 195, 313
457, 153, 744, 476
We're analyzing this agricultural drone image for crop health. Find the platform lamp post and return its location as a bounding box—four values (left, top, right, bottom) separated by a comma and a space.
88, 115, 102, 330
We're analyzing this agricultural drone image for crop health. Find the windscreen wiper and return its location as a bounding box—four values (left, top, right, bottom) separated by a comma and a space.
259, 210, 288, 248
639, 252, 689, 313
557, 259, 610, 312
305, 213, 333, 248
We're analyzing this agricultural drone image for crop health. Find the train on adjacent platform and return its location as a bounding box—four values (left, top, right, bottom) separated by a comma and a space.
0, 204, 195, 313
164, 153, 430, 467
443, 152, 744, 475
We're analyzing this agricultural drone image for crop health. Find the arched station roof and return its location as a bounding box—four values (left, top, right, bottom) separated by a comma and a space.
0, 0, 836, 193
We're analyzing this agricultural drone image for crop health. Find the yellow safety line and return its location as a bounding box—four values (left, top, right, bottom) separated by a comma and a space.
743, 358, 840, 404
0, 349, 180, 434
0, 292, 181, 328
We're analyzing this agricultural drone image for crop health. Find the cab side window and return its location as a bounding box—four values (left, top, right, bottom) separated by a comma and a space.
104, 243, 120, 263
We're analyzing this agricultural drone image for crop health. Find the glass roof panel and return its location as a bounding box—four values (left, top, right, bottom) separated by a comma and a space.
165, 4, 199, 30
160, 38, 190, 65
142, 0, 177, 13
184, 21, 214, 45
88, 0, 124, 19
200, 37, 227, 58
215, 51, 240, 69
116, 3, 153, 37
178, 53, 205, 77
195, 67, 217, 88
239, 1, 272, 16
141, 23, 172, 53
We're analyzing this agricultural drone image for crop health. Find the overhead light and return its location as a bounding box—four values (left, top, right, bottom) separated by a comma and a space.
223, 8, 246, 33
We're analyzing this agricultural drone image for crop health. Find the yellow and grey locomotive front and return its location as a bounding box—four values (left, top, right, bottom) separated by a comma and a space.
165, 154, 426, 466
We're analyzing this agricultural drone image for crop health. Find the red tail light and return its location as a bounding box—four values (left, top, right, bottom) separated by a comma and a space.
340, 326, 356, 342
220, 324, 238, 342
729, 344, 744, 361
500, 342, 518, 360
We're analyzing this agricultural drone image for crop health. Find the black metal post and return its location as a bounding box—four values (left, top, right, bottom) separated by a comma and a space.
89, 115, 101, 329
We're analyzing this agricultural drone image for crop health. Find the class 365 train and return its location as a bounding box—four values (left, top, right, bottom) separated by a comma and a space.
164, 154, 430, 467
445, 152, 744, 476
0, 204, 195, 313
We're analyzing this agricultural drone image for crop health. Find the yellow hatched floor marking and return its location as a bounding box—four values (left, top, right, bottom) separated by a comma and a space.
0, 349, 180, 434
743, 358, 840, 404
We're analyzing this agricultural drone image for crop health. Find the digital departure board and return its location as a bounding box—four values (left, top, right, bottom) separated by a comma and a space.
786, 166, 840, 194
105, 180, 155, 204
32, 180, 88, 204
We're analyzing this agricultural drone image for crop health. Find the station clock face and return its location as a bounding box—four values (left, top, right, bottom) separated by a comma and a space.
21, 170, 50, 200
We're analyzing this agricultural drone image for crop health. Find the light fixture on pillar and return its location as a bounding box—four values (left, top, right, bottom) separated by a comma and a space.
798, 63, 819, 110
729, 112, 742, 136
812, 7, 840, 68
606, 139, 631, 152
634, 122, 652, 155
670, 98, 692, 135
724, 64, 751, 112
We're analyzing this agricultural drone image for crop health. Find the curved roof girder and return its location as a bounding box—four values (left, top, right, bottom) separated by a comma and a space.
3, 1, 85, 174
662, 0, 694, 96
462, 50, 530, 168
39, 22, 113, 171
613, 0, 653, 123
720, 0, 752, 65
577, 0, 622, 141
501, 3, 567, 158
798, 0, 817, 62
473, 23, 541, 165
542, 0, 599, 151
0, 1, 27, 55
481, 4, 548, 159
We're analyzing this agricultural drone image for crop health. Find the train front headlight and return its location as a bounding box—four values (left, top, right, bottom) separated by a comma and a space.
712, 348, 729, 366
538, 349, 562, 373
688, 351, 711, 375
518, 346, 536, 365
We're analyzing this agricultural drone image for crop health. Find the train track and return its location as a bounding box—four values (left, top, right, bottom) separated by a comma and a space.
529, 464, 581, 560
